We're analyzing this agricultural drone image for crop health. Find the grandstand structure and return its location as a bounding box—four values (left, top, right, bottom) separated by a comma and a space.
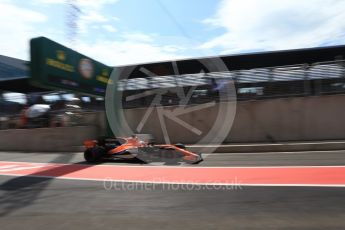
1, 44, 345, 108
118, 45, 345, 108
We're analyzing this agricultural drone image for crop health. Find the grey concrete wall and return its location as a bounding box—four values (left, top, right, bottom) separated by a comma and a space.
122, 94, 345, 144
0, 112, 106, 152
122, 102, 228, 144
0, 111, 106, 152
227, 95, 345, 143
1, 95, 345, 152
0, 126, 97, 152
80, 111, 106, 135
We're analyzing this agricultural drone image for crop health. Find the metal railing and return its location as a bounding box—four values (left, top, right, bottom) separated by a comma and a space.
119, 60, 345, 108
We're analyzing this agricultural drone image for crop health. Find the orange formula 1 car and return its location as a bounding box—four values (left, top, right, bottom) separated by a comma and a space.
83, 135, 203, 164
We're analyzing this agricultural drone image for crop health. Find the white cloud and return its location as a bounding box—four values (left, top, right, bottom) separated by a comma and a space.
81, 10, 107, 23
34, 0, 64, 4
0, 1, 187, 66
102, 24, 117, 33
76, 1, 119, 35
35, 0, 118, 8
79, 10, 108, 33
76, 0, 119, 9
35, 0, 119, 34
111, 16, 120, 21
75, 34, 187, 66
0, 1, 47, 59
121, 32, 154, 43
201, 0, 345, 53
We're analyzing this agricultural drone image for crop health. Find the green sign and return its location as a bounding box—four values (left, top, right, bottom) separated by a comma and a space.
30, 37, 113, 96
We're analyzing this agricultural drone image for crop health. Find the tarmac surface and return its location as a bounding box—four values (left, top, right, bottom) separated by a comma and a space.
0, 150, 345, 229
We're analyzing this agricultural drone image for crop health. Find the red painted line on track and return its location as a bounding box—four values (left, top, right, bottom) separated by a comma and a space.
0, 161, 345, 186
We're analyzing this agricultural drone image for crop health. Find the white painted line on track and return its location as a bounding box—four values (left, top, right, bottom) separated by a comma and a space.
204, 149, 345, 156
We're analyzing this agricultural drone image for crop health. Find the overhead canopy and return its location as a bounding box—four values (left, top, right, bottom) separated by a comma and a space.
123, 44, 345, 79
0, 55, 46, 93
1, 40, 345, 94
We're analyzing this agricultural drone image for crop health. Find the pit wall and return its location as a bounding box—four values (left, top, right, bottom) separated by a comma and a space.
1, 94, 345, 152
0, 111, 106, 152
123, 94, 345, 144
0, 126, 97, 152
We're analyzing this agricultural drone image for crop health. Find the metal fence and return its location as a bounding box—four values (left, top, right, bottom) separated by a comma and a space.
119, 59, 345, 108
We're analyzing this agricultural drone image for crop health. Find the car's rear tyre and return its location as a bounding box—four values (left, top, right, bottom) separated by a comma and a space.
84, 147, 105, 163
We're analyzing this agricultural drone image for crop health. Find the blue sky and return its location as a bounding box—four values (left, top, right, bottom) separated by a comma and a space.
1, 0, 345, 66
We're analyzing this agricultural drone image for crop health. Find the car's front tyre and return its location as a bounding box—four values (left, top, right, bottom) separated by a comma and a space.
84, 147, 105, 163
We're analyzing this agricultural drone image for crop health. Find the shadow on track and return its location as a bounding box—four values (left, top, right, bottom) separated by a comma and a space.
0, 153, 185, 216
0, 154, 98, 217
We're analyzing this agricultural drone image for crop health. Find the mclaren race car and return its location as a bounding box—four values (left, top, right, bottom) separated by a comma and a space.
83, 135, 203, 164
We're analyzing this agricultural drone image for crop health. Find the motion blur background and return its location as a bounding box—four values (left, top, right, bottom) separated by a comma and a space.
1, 0, 345, 151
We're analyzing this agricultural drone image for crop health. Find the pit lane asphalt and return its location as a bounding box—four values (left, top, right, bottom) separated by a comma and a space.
2, 150, 345, 166
0, 151, 345, 229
